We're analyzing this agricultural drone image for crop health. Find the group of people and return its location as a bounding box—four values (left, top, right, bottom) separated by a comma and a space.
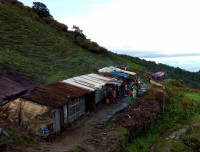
105, 78, 142, 105
127, 78, 141, 103
106, 86, 117, 105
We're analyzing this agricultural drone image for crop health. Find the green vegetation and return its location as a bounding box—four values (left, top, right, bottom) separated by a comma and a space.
72, 25, 86, 39
126, 80, 200, 152
69, 146, 80, 152
109, 126, 129, 152
9, 128, 35, 145
184, 92, 200, 102
32, 2, 52, 18
171, 139, 193, 152
181, 126, 200, 150
0, 0, 145, 84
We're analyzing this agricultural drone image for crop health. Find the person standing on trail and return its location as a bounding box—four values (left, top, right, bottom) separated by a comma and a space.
125, 83, 128, 95
120, 82, 125, 96
107, 87, 113, 103
148, 76, 151, 83
112, 86, 117, 103
132, 84, 138, 101
127, 89, 132, 103
130, 81, 134, 88
137, 78, 141, 90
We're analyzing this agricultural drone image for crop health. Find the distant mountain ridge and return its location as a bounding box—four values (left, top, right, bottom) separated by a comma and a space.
113, 50, 200, 72
113, 50, 200, 58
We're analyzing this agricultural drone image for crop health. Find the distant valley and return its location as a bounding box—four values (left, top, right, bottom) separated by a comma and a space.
113, 50, 200, 72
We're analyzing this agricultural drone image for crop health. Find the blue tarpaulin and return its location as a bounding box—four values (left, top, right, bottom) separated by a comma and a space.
111, 71, 129, 78
151, 73, 160, 78
151, 71, 167, 78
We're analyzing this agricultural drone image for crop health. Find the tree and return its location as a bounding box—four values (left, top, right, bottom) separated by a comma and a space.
72, 25, 86, 39
32, 2, 53, 18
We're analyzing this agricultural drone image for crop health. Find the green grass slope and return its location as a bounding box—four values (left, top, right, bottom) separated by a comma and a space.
126, 80, 200, 152
0, 1, 145, 84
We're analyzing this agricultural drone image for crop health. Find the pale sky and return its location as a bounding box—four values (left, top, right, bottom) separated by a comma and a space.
19, 0, 200, 71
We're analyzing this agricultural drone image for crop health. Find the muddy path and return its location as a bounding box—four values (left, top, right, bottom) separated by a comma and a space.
5, 96, 130, 152
150, 123, 200, 152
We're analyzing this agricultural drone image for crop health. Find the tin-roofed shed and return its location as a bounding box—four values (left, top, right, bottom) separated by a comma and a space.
62, 73, 118, 110
1, 82, 90, 134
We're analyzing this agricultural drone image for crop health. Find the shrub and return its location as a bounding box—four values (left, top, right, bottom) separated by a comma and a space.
32, 2, 53, 18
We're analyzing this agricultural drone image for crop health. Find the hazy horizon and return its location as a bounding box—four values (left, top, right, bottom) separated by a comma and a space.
112, 50, 200, 72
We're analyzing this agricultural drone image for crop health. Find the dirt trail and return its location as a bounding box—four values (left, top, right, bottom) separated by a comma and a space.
149, 126, 189, 152
150, 79, 164, 88
4, 83, 157, 152
150, 123, 200, 152
5, 96, 130, 152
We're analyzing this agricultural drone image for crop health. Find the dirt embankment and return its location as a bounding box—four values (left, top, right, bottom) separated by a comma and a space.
111, 88, 170, 130
86, 88, 170, 152
0, 67, 35, 103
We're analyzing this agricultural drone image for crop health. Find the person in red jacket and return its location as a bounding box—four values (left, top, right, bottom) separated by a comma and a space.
127, 89, 132, 103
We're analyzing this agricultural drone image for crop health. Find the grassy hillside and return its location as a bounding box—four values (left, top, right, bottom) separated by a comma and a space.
126, 80, 200, 151
0, 0, 145, 84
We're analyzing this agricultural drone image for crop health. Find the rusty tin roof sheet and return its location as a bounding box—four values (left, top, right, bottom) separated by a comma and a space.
22, 82, 90, 108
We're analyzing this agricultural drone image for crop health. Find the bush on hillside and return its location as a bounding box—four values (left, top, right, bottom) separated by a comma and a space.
74, 36, 108, 54
6, 0, 22, 5
43, 17, 68, 32
32, 2, 52, 18
72, 25, 86, 39
53, 21, 68, 32
99, 46, 108, 53
4, 0, 25, 9
168, 80, 185, 88
23, 6, 32, 12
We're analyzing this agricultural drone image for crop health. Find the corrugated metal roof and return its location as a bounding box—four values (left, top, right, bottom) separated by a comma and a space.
88, 73, 113, 81
21, 82, 90, 108
62, 73, 115, 91
98, 72, 116, 78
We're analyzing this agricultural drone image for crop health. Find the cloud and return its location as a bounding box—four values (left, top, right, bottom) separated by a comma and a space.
144, 56, 200, 72
113, 50, 200, 58
61, 0, 200, 55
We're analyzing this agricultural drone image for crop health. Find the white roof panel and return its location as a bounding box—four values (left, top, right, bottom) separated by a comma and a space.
62, 79, 95, 91
98, 66, 116, 73
88, 73, 113, 81
62, 73, 114, 91
98, 66, 136, 76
